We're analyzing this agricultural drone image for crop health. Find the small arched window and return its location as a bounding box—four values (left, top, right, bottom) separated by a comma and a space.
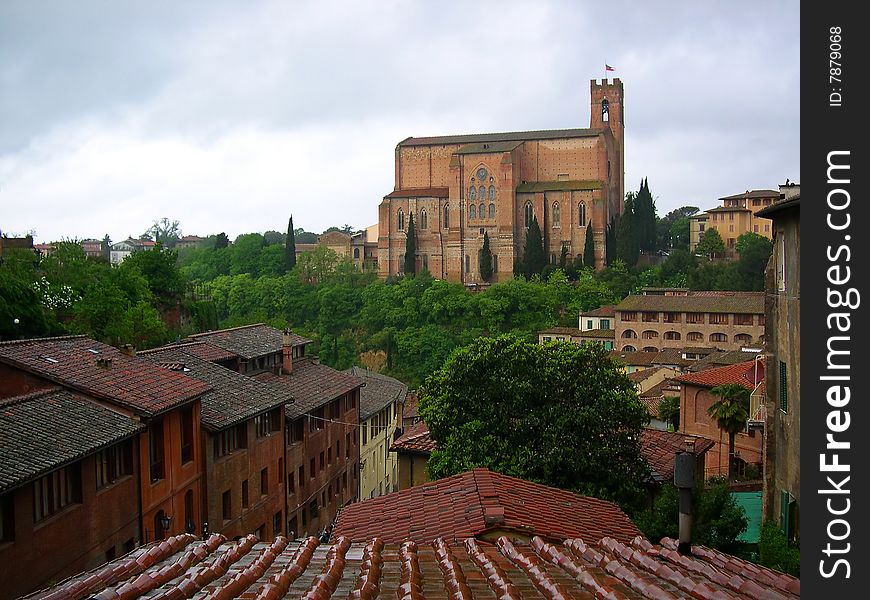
687, 332, 703, 342
489, 203, 496, 218
602, 98, 610, 122
552, 202, 560, 227
623, 345, 636, 352
578, 203, 586, 227
420, 209, 428, 230
479, 203, 485, 219
397, 208, 405, 231
465, 254, 470, 273
443, 204, 449, 229
479, 186, 485, 201
524, 202, 534, 228
710, 333, 728, 343
353, 248, 360, 259
469, 203, 476, 220
469, 186, 477, 201
622, 329, 637, 339
489, 185, 495, 200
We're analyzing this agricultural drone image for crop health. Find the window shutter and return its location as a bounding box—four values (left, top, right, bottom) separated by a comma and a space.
780, 489, 791, 539
779, 361, 788, 412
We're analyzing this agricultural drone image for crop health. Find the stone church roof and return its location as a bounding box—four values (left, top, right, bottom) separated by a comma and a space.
399, 127, 601, 147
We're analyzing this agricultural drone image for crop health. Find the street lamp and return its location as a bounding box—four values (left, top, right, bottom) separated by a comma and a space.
160, 514, 173, 538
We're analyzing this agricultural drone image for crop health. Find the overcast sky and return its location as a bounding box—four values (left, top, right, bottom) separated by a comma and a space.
0, 0, 799, 244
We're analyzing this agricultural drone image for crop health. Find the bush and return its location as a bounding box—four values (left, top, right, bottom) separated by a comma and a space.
758, 521, 800, 576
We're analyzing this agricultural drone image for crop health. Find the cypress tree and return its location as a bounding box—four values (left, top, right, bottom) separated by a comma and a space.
480, 232, 493, 281
523, 215, 546, 278
404, 214, 417, 276
617, 192, 639, 266
605, 216, 617, 266
559, 242, 568, 269
583, 223, 596, 268
284, 215, 297, 272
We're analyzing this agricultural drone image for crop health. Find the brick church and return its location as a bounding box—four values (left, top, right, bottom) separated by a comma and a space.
378, 79, 624, 283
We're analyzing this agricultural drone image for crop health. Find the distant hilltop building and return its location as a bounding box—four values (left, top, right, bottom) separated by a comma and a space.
689, 189, 780, 256
110, 237, 156, 265
379, 79, 626, 283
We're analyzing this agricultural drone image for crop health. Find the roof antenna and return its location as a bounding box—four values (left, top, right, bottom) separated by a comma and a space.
674, 439, 696, 555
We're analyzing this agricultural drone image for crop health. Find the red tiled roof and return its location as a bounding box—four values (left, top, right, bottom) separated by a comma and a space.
0, 336, 209, 417
581, 304, 616, 317
333, 468, 642, 544
719, 189, 780, 201
390, 420, 436, 454
153, 340, 238, 363
675, 359, 765, 392
384, 187, 449, 199
255, 359, 362, 416
187, 324, 311, 360
402, 390, 419, 420
628, 366, 667, 383
29, 532, 800, 600
640, 428, 716, 483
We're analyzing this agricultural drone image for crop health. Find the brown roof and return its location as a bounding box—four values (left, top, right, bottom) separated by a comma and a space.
627, 366, 667, 383
581, 304, 617, 317
0, 388, 145, 493
186, 324, 311, 360
402, 390, 419, 420
756, 194, 800, 218
390, 420, 436, 455
0, 336, 209, 417
333, 468, 642, 545
139, 347, 294, 431
255, 359, 362, 416
578, 328, 615, 339
345, 367, 408, 420
718, 189, 780, 201
687, 350, 764, 372
609, 350, 689, 368
640, 428, 716, 484
156, 340, 238, 363
705, 206, 752, 213
28, 532, 800, 600
399, 127, 601, 147
539, 326, 582, 336
675, 359, 765, 393
616, 291, 764, 314
384, 187, 449, 199
454, 140, 524, 154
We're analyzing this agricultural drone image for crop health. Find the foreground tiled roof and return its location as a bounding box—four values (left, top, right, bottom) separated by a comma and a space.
390, 420, 436, 455
640, 429, 716, 484
255, 359, 362, 416
139, 348, 294, 431
675, 359, 765, 393
345, 367, 408, 420
0, 336, 209, 416
581, 304, 617, 317
31, 532, 800, 600
384, 187, 449, 199
0, 388, 144, 493
399, 127, 601, 147
687, 350, 764, 373
187, 324, 311, 360
333, 469, 642, 544
616, 292, 764, 314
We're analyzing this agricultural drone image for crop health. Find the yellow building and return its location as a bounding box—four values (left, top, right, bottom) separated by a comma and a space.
690, 189, 778, 256
345, 368, 407, 498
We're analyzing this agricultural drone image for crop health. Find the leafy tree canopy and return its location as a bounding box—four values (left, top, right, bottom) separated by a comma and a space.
419, 336, 651, 509
695, 228, 725, 257
144, 217, 181, 248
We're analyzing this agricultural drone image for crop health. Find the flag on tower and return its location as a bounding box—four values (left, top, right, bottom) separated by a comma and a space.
605, 64, 615, 72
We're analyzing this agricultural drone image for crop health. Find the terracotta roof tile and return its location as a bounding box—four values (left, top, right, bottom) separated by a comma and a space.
156, 340, 238, 363
384, 187, 449, 199
0, 336, 209, 416
718, 189, 780, 201
675, 359, 765, 392
255, 359, 362, 416
581, 305, 617, 317
333, 468, 642, 544
399, 128, 601, 147
33, 534, 799, 599
390, 420, 436, 454
687, 350, 764, 372
0, 388, 144, 493
640, 428, 716, 483
345, 367, 408, 420
139, 347, 294, 431
186, 324, 311, 360
616, 291, 764, 314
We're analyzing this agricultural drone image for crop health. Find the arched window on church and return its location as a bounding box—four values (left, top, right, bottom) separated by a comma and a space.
552, 202, 560, 228
489, 203, 495, 218
465, 254, 470, 273
469, 203, 476, 220
578, 203, 586, 227
443, 204, 449, 229
479, 203, 485, 220
524, 202, 533, 228
602, 98, 610, 122
398, 208, 405, 231
479, 186, 485, 203
489, 185, 495, 201
420, 209, 428, 230
469, 186, 477, 201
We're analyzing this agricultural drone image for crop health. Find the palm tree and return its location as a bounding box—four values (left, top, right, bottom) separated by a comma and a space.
708, 383, 751, 480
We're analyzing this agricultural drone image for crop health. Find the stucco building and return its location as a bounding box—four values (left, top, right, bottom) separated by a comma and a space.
379, 79, 625, 282
758, 186, 800, 540
690, 189, 778, 255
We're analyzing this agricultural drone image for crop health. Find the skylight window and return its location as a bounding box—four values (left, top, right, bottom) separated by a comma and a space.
87, 348, 100, 354
39, 355, 59, 364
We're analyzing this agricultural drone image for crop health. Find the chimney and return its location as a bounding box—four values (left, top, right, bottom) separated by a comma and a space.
96, 357, 113, 369
674, 438, 697, 555
282, 328, 293, 375
120, 344, 135, 357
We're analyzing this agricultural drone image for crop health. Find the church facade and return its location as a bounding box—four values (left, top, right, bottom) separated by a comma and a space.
378, 79, 625, 283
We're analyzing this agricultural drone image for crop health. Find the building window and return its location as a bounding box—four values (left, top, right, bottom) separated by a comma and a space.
443, 204, 449, 228
779, 361, 788, 412
397, 209, 405, 231
754, 224, 759, 233
734, 313, 754, 326
687, 331, 703, 342
261, 468, 269, 495
288, 472, 295, 493
33, 464, 81, 522
621, 311, 637, 322
465, 254, 470, 273
242, 480, 249, 508
623, 345, 636, 352
287, 418, 305, 445
552, 202, 560, 227
641, 330, 659, 339
600, 319, 610, 329
663, 312, 681, 323
578, 203, 586, 227
479, 203, 485, 220
0, 495, 13, 542
764, 224, 769, 232
729, 212, 734, 221
709, 333, 728, 343
776, 234, 786, 291
255, 410, 278, 438
149, 419, 165, 482
298, 465, 304, 484
96, 440, 133, 489
686, 312, 705, 324
310, 458, 316, 478
709, 313, 729, 325
420, 209, 428, 230
274, 511, 283, 537
622, 329, 637, 339
309, 499, 318, 521
524, 202, 533, 228
735, 333, 753, 344
642, 312, 659, 322
663, 331, 681, 341
489, 185, 496, 201
780, 490, 795, 540
353, 247, 360, 259
362, 419, 368, 445
215, 424, 247, 459
180, 405, 194, 464
469, 185, 477, 201
319, 451, 325, 471
469, 203, 476, 220
222, 490, 231, 521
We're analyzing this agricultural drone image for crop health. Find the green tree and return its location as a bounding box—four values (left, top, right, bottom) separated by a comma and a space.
695, 228, 725, 257
145, 217, 181, 248
657, 206, 698, 250
634, 179, 657, 252
583, 224, 595, 268
605, 215, 617, 266
120, 244, 184, 299
419, 336, 650, 509
101, 234, 112, 261
285, 216, 297, 272
616, 192, 639, 266
657, 396, 680, 431
479, 232, 493, 282
214, 232, 230, 249
404, 214, 417, 277
734, 232, 773, 291
758, 521, 800, 576
708, 383, 751, 480
522, 215, 545, 278
0, 267, 50, 339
